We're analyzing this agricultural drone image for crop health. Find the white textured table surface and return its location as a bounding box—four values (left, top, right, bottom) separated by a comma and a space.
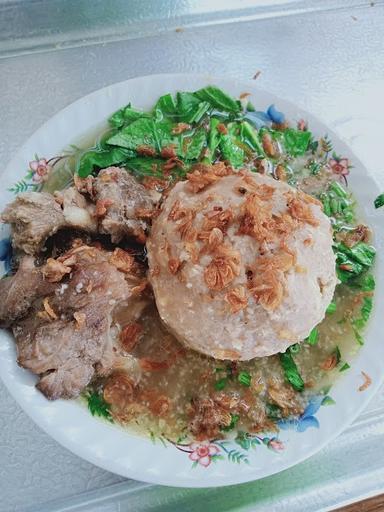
1, 2, 384, 511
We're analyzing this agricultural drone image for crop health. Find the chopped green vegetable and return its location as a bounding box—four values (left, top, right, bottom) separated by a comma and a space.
124, 157, 168, 177
326, 301, 337, 314
246, 101, 256, 112
221, 413, 240, 432
374, 193, 384, 209
353, 329, 365, 346
283, 128, 312, 157
289, 343, 301, 354
194, 86, 241, 113
306, 327, 319, 345
333, 346, 341, 365
352, 296, 373, 330
340, 362, 351, 372
238, 371, 252, 387
329, 180, 348, 198
321, 395, 336, 406
203, 117, 220, 163
279, 351, 304, 392
86, 391, 113, 422
215, 378, 228, 391
240, 121, 265, 156
335, 242, 375, 283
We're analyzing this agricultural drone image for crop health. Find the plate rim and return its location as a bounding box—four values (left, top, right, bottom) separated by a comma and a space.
0, 72, 382, 488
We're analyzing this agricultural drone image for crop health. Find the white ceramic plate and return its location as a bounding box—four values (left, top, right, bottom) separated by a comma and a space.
0, 74, 382, 488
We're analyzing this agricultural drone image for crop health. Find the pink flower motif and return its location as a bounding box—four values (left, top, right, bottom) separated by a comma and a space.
297, 118, 307, 131
189, 441, 219, 467
29, 158, 52, 183
267, 438, 285, 452
329, 157, 350, 177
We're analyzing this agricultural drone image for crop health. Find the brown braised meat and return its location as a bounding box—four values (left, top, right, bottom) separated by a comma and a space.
1, 167, 155, 255
1, 189, 97, 255
0, 256, 56, 327
92, 167, 155, 242
1, 244, 148, 399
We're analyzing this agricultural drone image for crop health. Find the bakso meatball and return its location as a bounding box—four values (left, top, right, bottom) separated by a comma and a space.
147, 165, 337, 360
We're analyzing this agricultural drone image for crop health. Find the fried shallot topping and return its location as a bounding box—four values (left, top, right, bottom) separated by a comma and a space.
287, 194, 319, 226
109, 248, 135, 274
42, 258, 72, 283
204, 246, 241, 291
225, 286, 248, 313
120, 322, 142, 352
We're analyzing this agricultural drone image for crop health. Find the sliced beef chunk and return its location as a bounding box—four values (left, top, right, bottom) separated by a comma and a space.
4, 244, 148, 399
1, 167, 155, 255
93, 167, 155, 242
1, 193, 67, 255
1, 189, 97, 255
0, 256, 55, 327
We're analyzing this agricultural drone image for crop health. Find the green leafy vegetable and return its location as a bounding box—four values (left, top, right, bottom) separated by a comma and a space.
279, 351, 304, 392
194, 86, 241, 113
335, 242, 375, 282
306, 327, 319, 346
283, 128, 312, 156
77, 147, 134, 178
219, 124, 245, 168
86, 391, 113, 422
124, 157, 169, 177
203, 117, 220, 163
374, 193, 384, 209
108, 104, 149, 128
106, 118, 175, 153
289, 343, 301, 354
326, 301, 336, 314
238, 371, 251, 387
154, 93, 177, 120
183, 128, 207, 160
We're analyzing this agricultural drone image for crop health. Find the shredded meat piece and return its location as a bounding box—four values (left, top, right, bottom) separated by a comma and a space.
168, 258, 182, 275
248, 269, 284, 310
95, 199, 114, 218
359, 371, 372, 392
172, 123, 190, 134
199, 208, 234, 237
238, 193, 275, 243
262, 133, 277, 157
336, 224, 370, 247
109, 248, 135, 273
287, 195, 319, 226
320, 353, 338, 371
204, 246, 241, 291
189, 397, 232, 440
139, 389, 171, 417
187, 163, 231, 193
225, 286, 248, 313
120, 323, 142, 352
268, 381, 304, 417
256, 250, 295, 274
137, 145, 157, 157
103, 371, 136, 410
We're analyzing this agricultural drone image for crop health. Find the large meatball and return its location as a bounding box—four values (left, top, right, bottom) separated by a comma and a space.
147, 165, 337, 360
